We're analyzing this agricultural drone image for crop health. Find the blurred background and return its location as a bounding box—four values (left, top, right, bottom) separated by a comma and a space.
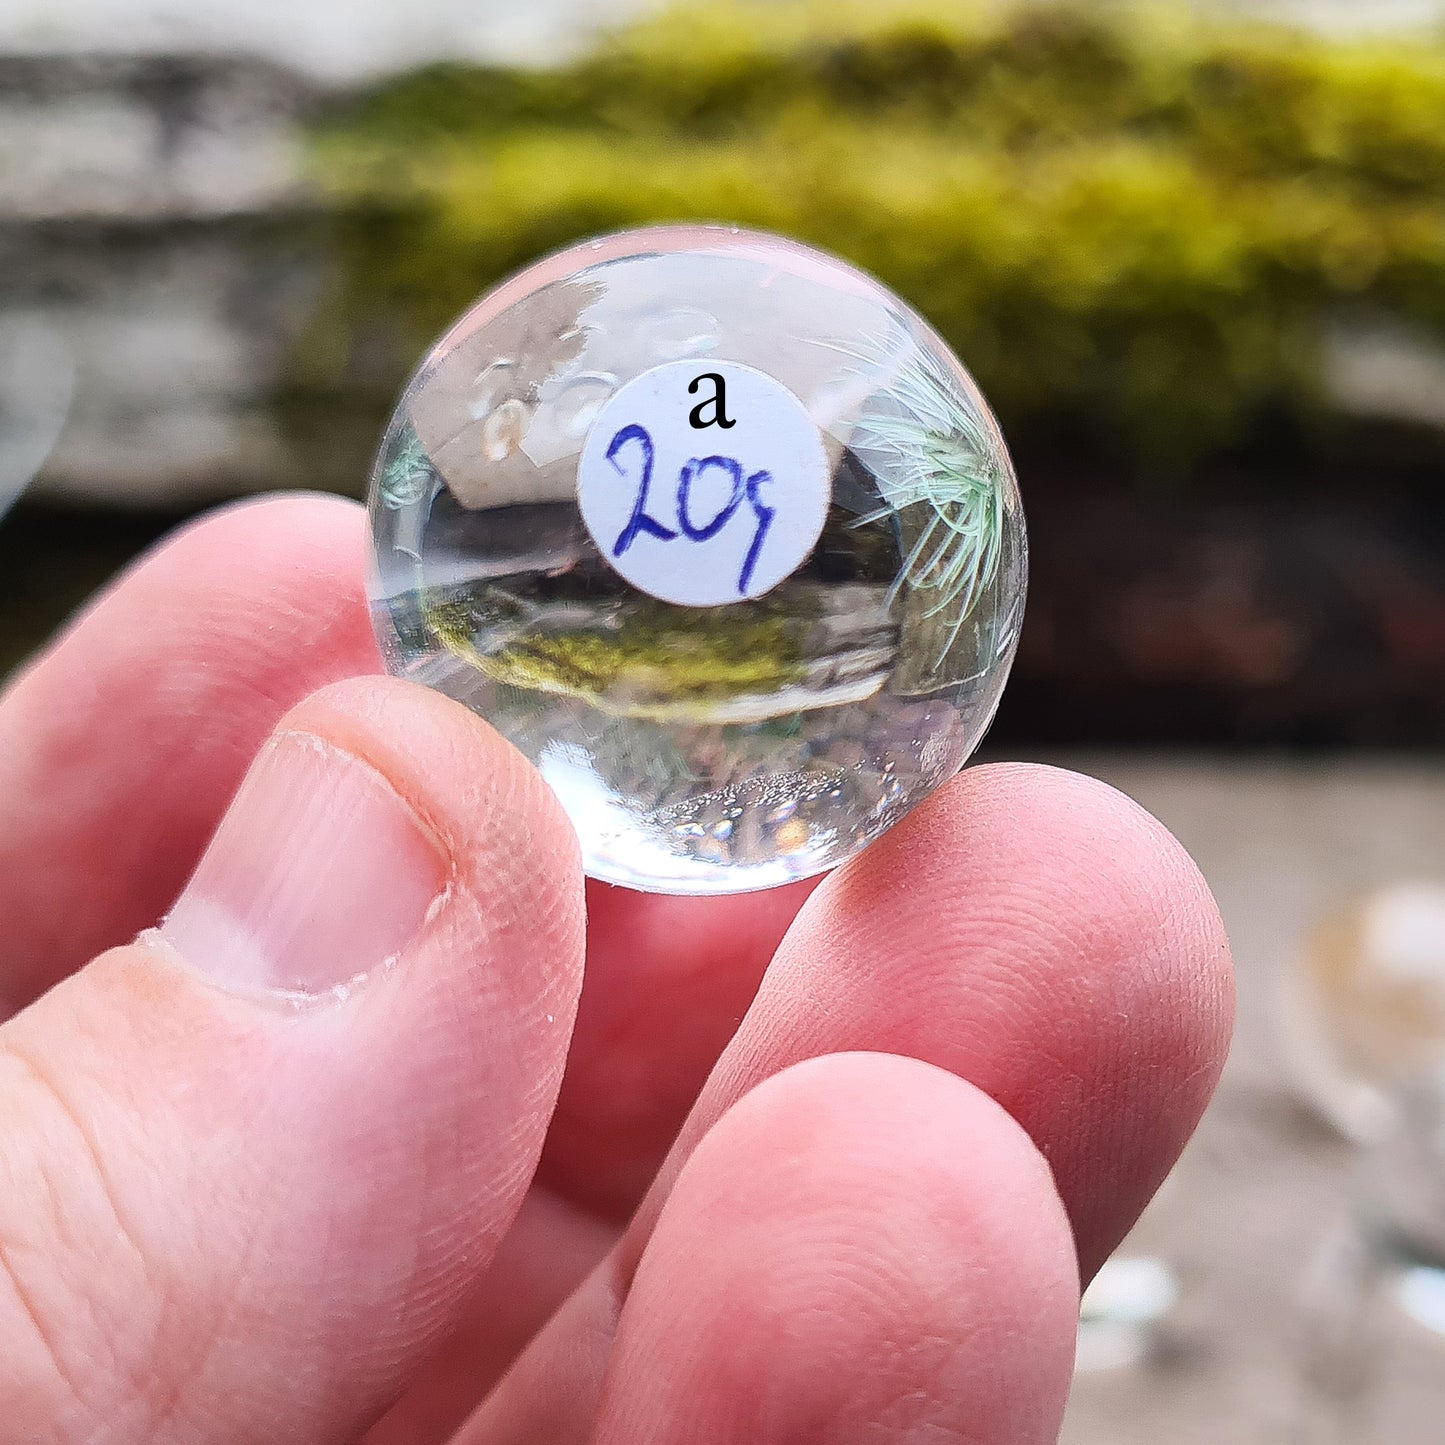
2, 0, 1444, 1438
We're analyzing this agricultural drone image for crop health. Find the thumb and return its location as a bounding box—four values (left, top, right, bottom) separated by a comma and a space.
0, 677, 584, 1443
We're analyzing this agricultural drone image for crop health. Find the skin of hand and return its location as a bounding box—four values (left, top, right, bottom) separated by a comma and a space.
0, 495, 1233, 1445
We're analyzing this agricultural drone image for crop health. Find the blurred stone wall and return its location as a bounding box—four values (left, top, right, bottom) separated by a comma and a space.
0, 54, 327, 506
6, 1, 1445, 509
0, 0, 651, 508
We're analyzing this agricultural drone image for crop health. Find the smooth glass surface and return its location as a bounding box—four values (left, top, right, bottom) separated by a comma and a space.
368, 225, 1027, 894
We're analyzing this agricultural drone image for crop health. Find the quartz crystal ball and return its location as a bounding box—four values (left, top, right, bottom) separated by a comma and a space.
368, 225, 1026, 894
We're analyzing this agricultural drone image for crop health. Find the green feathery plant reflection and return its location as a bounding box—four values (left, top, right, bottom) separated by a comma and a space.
848, 342, 1006, 672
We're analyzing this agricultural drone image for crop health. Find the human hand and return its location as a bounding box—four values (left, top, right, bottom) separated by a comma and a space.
0, 496, 1232, 1444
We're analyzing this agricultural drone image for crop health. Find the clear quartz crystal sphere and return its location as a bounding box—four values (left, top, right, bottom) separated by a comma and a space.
367, 225, 1027, 894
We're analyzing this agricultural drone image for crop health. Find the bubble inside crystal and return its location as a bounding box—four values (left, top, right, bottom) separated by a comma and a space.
367, 225, 1027, 895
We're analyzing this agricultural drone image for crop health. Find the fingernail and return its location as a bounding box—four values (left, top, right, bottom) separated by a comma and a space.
161, 731, 447, 997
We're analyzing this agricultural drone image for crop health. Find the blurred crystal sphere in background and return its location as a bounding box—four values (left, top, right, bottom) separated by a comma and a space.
1283, 881, 1445, 1333
1283, 881, 1445, 1144
368, 226, 1026, 894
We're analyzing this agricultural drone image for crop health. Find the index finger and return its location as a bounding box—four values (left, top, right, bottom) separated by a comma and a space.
668, 762, 1235, 1277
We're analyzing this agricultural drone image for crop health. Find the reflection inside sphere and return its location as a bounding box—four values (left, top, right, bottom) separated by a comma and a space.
368, 225, 1027, 895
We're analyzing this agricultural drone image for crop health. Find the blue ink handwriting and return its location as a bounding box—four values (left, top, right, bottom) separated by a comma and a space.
606, 423, 776, 596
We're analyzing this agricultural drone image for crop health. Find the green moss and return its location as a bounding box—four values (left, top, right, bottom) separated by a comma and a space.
425, 588, 810, 716
303, 0, 1445, 471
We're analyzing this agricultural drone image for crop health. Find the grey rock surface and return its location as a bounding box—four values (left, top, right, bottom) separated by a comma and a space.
0, 0, 654, 77
0, 55, 327, 505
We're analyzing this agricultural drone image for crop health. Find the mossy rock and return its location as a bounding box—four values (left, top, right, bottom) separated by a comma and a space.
425, 584, 812, 717
302, 0, 1445, 474
422, 570, 901, 722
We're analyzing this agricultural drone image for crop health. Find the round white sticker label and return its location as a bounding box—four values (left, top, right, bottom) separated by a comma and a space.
577, 359, 830, 607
